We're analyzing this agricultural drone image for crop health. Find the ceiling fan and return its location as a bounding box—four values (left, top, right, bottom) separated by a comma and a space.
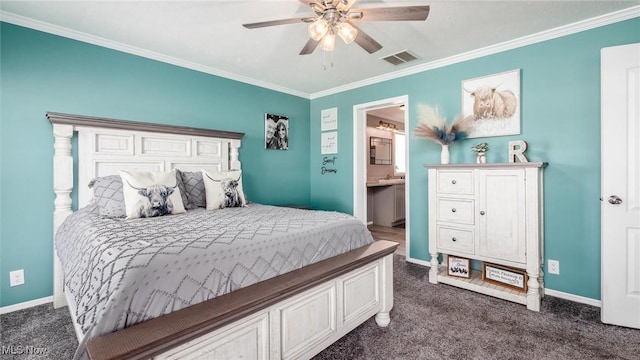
242, 0, 430, 55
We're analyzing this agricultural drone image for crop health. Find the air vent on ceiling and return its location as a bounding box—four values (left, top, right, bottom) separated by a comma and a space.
381, 50, 419, 65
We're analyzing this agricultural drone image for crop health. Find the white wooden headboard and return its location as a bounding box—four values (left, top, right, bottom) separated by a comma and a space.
48, 112, 244, 308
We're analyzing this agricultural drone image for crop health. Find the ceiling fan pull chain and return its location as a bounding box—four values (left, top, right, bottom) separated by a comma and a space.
323, 50, 335, 71
323, 51, 327, 70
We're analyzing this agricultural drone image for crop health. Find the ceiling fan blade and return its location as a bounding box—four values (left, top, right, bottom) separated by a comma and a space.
299, 38, 320, 55
351, 5, 430, 22
350, 23, 382, 54
243, 17, 315, 29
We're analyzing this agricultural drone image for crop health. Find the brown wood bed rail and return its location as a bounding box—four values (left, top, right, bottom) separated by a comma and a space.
86, 240, 398, 360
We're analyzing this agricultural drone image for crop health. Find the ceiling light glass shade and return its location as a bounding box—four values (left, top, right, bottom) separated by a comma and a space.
336, 22, 358, 44
308, 19, 329, 41
320, 31, 336, 52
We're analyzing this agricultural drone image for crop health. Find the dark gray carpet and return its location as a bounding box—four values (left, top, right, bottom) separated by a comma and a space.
2, 256, 639, 359
1, 301, 77, 359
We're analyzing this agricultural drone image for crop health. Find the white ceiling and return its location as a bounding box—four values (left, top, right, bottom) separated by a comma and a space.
368, 105, 404, 123
1, 1, 638, 98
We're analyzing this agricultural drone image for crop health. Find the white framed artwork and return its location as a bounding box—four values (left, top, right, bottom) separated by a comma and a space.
321, 131, 338, 154
447, 256, 470, 278
321, 107, 338, 131
462, 69, 521, 138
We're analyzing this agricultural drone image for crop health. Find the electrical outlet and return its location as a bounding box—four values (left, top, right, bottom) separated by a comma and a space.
9, 269, 25, 287
548, 260, 560, 275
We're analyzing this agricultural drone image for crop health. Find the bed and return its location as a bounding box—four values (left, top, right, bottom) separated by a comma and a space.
48, 112, 397, 360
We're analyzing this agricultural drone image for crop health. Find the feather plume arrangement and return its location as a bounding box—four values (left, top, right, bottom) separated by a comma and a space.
414, 104, 473, 145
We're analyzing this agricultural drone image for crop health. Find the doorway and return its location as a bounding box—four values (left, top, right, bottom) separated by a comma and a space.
353, 96, 409, 257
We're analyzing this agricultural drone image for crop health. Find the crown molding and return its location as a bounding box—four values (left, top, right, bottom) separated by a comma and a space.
0, 11, 310, 99
2, 6, 638, 101
310, 5, 640, 99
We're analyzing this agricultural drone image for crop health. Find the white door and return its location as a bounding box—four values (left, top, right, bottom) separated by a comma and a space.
601, 43, 640, 329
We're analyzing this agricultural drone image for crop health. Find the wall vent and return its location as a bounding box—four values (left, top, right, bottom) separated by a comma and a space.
381, 50, 419, 65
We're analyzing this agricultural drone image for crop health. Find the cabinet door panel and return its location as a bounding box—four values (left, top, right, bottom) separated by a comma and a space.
394, 185, 405, 222
478, 170, 526, 263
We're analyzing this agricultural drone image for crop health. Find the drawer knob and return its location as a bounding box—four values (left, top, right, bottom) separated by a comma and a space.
451, 208, 457, 213
480, 211, 485, 215
452, 237, 457, 242
451, 180, 457, 184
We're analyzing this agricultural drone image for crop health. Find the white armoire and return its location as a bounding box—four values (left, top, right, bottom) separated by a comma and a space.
425, 162, 546, 311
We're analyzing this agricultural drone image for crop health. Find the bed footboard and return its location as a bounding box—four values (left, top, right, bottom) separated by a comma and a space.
86, 240, 397, 360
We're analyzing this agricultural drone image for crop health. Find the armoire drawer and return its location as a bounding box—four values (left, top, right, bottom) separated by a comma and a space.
436, 226, 475, 254
437, 170, 474, 194
436, 198, 474, 224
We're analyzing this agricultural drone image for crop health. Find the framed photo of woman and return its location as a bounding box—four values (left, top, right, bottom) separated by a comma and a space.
265, 113, 289, 150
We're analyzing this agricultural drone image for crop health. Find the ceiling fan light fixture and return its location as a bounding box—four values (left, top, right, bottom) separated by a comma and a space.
243, 2, 431, 60
320, 30, 336, 52
336, 22, 358, 44
308, 18, 329, 41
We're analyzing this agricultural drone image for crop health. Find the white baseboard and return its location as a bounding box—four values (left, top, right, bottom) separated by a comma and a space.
405, 256, 430, 267
544, 288, 601, 308
401, 257, 602, 308
0, 296, 53, 315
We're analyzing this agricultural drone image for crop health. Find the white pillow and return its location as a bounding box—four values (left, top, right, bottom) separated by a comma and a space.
202, 169, 247, 210
120, 170, 186, 219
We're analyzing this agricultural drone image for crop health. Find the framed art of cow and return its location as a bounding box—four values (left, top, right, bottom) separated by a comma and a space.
462, 69, 521, 138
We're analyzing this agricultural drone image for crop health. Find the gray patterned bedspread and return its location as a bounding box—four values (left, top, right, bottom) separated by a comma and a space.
55, 203, 373, 358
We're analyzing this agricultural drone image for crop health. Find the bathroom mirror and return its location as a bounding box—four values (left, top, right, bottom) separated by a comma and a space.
370, 136, 392, 165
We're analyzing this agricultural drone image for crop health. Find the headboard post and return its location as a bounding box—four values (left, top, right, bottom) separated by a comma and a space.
230, 139, 241, 170
52, 123, 74, 308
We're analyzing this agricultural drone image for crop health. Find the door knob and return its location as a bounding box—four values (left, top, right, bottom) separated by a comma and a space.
608, 195, 623, 205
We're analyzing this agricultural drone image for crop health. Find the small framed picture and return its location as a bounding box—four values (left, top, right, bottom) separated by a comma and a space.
265, 113, 289, 150
447, 256, 470, 278
321, 107, 338, 131
482, 262, 528, 292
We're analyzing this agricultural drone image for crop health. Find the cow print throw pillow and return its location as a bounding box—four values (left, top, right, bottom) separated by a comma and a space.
120, 170, 186, 219
201, 169, 247, 210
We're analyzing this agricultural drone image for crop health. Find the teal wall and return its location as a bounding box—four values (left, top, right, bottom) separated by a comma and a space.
310, 18, 640, 300
2, 17, 638, 308
0, 23, 311, 307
